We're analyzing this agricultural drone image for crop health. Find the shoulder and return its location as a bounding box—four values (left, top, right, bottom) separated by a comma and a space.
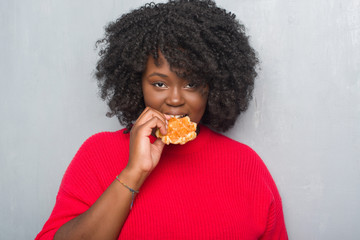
206, 126, 276, 186
205, 127, 287, 235
61, 128, 130, 192
80, 129, 129, 148
74, 129, 130, 157
201, 128, 288, 238
67, 128, 130, 173
206, 126, 260, 158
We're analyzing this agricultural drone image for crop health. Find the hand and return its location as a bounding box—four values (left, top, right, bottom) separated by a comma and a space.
126, 107, 170, 176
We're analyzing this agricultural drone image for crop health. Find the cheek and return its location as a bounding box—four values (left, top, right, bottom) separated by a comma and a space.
143, 90, 165, 108
196, 90, 209, 109
196, 96, 208, 111
188, 93, 208, 121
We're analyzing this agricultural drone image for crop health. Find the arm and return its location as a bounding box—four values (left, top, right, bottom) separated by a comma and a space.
37, 107, 169, 240
259, 170, 288, 240
53, 168, 145, 240
259, 197, 288, 240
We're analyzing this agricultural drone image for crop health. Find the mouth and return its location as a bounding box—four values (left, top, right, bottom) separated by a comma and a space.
166, 114, 188, 119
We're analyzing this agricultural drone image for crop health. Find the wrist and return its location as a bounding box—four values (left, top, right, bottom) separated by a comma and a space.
118, 167, 149, 190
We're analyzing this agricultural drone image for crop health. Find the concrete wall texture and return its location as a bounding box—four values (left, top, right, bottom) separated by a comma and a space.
1, 0, 359, 239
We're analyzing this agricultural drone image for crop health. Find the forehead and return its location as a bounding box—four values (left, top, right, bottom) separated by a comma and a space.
143, 53, 184, 80
143, 52, 205, 85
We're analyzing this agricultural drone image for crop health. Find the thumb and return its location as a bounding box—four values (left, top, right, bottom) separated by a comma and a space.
151, 139, 166, 158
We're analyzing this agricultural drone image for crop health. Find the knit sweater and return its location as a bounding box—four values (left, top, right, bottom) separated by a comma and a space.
36, 125, 287, 239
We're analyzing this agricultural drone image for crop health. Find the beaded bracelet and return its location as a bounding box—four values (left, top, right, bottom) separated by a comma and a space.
115, 176, 139, 210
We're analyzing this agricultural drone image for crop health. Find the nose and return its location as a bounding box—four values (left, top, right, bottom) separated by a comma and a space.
166, 86, 185, 107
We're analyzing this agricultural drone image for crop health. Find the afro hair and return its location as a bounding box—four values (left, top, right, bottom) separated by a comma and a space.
95, 0, 258, 132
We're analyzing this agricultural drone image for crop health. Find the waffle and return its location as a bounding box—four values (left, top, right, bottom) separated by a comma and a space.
155, 116, 197, 145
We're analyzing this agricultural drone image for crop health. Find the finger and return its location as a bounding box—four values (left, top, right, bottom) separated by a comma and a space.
151, 138, 165, 158
133, 107, 151, 125
137, 108, 167, 127
139, 115, 167, 136
146, 108, 167, 123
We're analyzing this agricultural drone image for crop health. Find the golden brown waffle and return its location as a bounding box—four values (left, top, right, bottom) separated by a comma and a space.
155, 116, 197, 145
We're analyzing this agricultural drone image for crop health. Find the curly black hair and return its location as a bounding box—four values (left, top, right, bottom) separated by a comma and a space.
95, 0, 258, 132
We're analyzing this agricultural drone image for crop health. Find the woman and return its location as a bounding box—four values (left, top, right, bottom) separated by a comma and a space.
36, 0, 288, 239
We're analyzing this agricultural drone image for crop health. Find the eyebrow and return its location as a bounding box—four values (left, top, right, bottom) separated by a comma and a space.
148, 72, 169, 78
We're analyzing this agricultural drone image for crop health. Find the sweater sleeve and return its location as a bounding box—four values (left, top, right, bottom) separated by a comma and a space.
259, 164, 288, 240
35, 132, 117, 240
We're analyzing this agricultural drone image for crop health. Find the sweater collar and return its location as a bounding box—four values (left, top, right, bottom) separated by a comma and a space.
150, 124, 212, 155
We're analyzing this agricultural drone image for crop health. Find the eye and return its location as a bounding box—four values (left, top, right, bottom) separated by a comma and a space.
152, 82, 167, 88
185, 82, 197, 89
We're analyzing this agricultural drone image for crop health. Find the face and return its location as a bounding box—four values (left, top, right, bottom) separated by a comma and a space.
141, 53, 209, 124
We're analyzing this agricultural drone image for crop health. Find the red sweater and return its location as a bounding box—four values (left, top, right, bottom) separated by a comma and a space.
36, 125, 287, 239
